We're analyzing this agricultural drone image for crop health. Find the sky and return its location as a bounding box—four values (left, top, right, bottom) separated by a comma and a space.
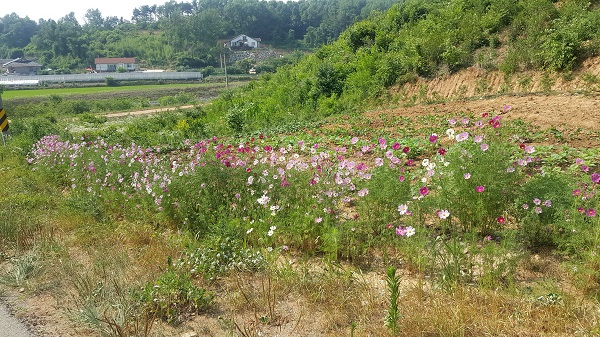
0, 0, 159, 23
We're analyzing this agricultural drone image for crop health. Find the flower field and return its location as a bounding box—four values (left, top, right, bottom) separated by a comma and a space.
4, 103, 600, 336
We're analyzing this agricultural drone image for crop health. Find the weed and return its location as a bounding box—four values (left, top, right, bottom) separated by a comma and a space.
475, 78, 490, 95
176, 237, 266, 279
0, 251, 41, 287
540, 72, 555, 93
135, 267, 213, 324
518, 76, 533, 92
384, 266, 402, 336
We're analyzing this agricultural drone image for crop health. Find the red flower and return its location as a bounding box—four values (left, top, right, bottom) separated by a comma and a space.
497, 216, 505, 224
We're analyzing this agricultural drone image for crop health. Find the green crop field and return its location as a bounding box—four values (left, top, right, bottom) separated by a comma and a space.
1, 83, 218, 99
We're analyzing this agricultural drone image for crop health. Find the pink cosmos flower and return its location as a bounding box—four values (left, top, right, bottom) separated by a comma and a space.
591, 173, 600, 183
456, 132, 469, 142
587, 209, 596, 217
420, 186, 429, 196
438, 209, 450, 219
476, 185, 485, 193
524, 145, 535, 154
398, 204, 409, 215
379, 138, 387, 149
497, 216, 505, 224
429, 134, 438, 143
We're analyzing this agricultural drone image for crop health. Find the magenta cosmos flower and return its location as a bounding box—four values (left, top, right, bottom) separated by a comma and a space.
420, 186, 429, 196
476, 185, 485, 193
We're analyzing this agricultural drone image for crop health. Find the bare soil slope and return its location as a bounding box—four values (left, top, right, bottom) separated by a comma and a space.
372, 56, 600, 147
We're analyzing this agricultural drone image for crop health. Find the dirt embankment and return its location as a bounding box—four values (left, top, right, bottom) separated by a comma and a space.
373, 56, 600, 148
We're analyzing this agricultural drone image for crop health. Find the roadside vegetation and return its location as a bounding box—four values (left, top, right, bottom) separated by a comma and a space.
1, 0, 600, 336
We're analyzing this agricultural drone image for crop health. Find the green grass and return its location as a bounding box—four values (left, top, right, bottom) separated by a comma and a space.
1, 83, 220, 99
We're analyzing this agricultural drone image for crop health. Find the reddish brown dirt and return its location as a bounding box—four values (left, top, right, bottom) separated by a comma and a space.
367, 56, 600, 148
369, 93, 600, 148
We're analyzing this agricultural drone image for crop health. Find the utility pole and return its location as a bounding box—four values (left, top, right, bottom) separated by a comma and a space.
223, 53, 228, 88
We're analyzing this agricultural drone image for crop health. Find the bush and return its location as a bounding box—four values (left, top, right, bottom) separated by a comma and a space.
135, 268, 213, 324
105, 77, 119, 86
176, 237, 266, 279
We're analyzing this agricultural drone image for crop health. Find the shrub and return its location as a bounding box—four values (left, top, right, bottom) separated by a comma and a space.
105, 77, 119, 86
176, 237, 266, 279
134, 268, 213, 324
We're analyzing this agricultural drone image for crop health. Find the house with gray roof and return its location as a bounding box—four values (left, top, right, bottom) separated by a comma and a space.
226, 34, 261, 49
2, 58, 42, 75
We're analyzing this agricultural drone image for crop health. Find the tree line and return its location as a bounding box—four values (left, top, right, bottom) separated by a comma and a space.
0, 0, 397, 73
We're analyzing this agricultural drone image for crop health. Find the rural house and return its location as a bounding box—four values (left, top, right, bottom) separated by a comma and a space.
1, 58, 42, 75
226, 34, 261, 49
94, 57, 139, 72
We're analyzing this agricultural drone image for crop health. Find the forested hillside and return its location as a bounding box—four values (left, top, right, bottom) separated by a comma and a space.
0, 0, 396, 72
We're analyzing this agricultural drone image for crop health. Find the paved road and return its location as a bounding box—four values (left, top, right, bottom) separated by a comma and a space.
0, 302, 34, 337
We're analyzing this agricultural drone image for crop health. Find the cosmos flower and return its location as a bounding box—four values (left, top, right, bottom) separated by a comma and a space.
438, 209, 450, 219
